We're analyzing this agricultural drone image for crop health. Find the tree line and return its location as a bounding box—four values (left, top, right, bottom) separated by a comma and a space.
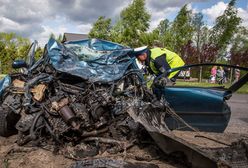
89, 0, 247, 80
0, 32, 44, 74
0, 32, 30, 74
0, 0, 247, 78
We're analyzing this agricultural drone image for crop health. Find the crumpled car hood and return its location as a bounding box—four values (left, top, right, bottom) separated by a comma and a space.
46, 38, 136, 83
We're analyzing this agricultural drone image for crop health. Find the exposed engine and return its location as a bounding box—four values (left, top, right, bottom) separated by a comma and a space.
1, 63, 171, 160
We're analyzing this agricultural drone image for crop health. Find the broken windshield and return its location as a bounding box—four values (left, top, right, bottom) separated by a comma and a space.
47, 38, 137, 83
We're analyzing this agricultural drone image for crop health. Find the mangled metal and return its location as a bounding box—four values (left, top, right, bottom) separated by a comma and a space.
0, 75, 11, 96
47, 38, 135, 83
0, 38, 165, 157
0, 38, 248, 168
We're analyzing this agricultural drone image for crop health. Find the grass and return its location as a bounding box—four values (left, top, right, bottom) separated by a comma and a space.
0, 74, 6, 80
176, 80, 248, 94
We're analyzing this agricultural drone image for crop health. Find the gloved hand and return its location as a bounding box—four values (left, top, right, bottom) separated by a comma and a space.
158, 77, 168, 86
154, 77, 170, 87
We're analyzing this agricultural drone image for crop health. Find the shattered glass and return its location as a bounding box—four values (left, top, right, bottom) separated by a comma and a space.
0, 75, 11, 96
47, 38, 136, 83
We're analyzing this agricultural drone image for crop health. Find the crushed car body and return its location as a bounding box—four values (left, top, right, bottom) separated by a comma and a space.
0, 38, 248, 168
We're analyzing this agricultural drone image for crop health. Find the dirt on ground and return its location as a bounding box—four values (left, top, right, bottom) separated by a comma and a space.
0, 135, 73, 168
1, 131, 248, 168
173, 131, 248, 149
0, 135, 184, 168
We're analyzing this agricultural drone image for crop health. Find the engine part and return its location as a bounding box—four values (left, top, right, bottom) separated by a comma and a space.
16, 114, 36, 132
61, 107, 79, 130
59, 106, 76, 124
51, 98, 80, 130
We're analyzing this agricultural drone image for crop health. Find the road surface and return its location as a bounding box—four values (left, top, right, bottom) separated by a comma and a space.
225, 94, 248, 134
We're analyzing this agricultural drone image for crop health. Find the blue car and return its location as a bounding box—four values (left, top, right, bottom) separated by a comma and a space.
0, 38, 247, 137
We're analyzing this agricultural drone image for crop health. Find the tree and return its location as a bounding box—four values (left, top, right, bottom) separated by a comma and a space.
49, 33, 56, 39
119, 0, 151, 47
210, 0, 241, 57
230, 26, 248, 54
230, 26, 248, 67
0, 32, 30, 74
192, 12, 204, 82
35, 47, 44, 61
89, 16, 111, 40
171, 4, 194, 53
152, 19, 172, 48
180, 40, 197, 65
57, 34, 63, 42
139, 31, 159, 47
155, 19, 170, 36
49, 33, 63, 42
0, 40, 6, 74
109, 19, 124, 43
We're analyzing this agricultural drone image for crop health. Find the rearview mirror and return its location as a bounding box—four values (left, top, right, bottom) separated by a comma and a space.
12, 60, 28, 69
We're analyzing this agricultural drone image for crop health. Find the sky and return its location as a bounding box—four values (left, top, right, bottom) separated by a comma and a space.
0, 0, 247, 46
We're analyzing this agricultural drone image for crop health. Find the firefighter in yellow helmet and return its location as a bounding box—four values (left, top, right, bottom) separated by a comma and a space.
135, 46, 185, 85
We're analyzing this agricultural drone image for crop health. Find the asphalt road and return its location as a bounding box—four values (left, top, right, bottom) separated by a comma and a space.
225, 94, 248, 135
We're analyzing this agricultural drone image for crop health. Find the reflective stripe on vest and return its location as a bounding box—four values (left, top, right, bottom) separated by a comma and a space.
150, 48, 185, 78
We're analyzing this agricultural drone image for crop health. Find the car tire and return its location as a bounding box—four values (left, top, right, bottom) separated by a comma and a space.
0, 107, 19, 137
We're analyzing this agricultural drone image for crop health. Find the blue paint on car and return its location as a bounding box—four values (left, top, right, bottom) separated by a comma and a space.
156, 86, 231, 132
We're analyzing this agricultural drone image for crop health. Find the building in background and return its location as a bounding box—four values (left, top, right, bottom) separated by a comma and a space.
62, 33, 88, 43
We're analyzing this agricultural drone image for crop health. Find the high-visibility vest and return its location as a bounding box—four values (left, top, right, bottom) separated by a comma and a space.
150, 48, 185, 79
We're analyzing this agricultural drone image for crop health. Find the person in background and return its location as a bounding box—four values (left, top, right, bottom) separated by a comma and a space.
210, 66, 217, 83
223, 67, 229, 83
234, 65, 240, 83
216, 66, 225, 84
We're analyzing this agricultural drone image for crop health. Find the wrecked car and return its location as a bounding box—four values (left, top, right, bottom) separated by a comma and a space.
0, 38, 248, 168
0, 38, 174, 159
